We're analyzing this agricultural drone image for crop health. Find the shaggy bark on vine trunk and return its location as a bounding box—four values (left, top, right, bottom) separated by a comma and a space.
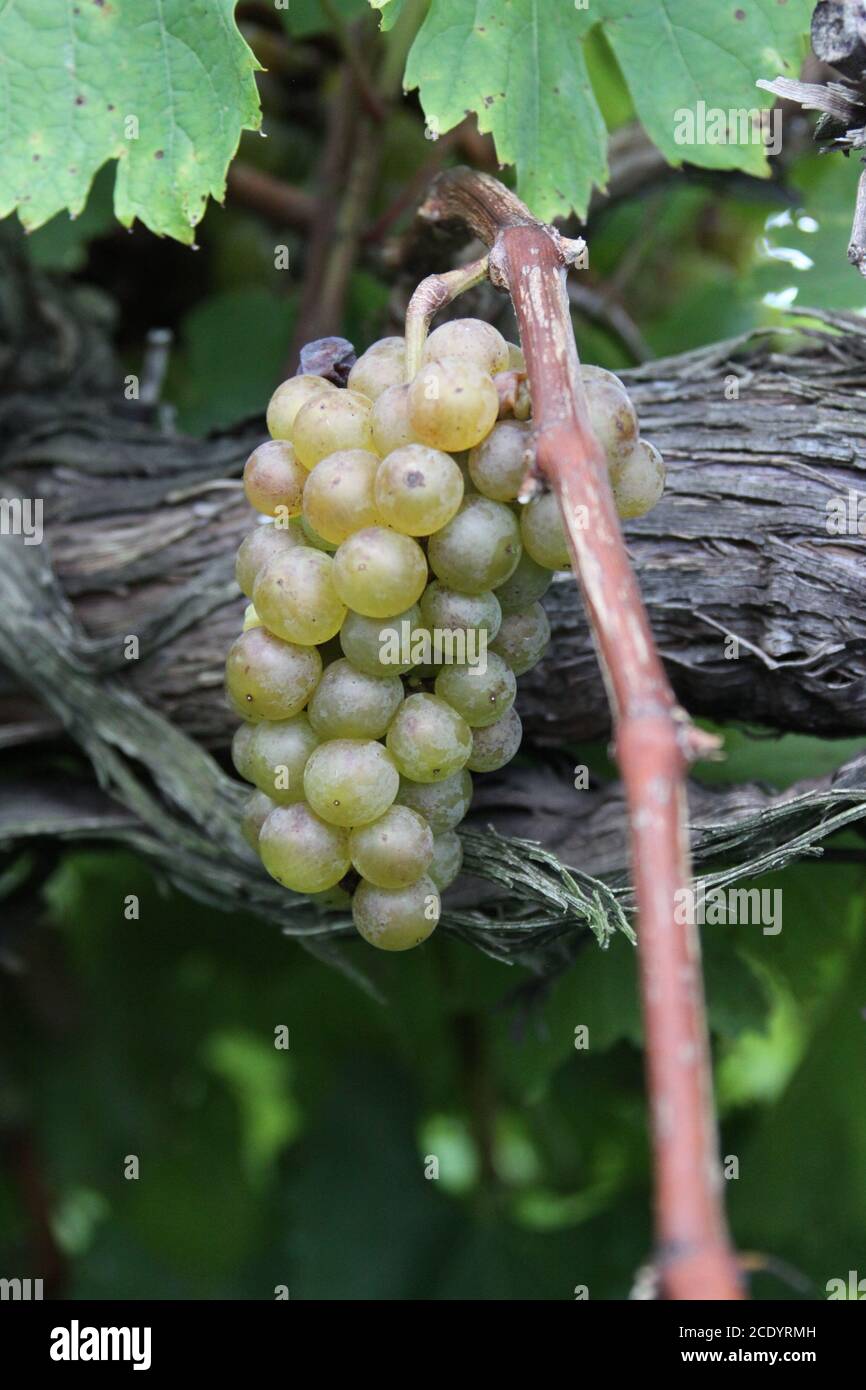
1, 309, 865, 750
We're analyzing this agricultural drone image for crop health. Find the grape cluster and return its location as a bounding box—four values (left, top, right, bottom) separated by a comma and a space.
227, 322, 664, 951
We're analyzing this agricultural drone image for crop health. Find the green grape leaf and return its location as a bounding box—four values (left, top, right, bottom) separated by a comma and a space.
0, 0, 261, 244
404, 0, 606, 222
397, 0, 812, 221
370, 0, 406, 31
599, 0, 813, 178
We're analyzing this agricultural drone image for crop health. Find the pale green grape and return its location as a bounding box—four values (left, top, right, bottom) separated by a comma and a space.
408, 358, 500, 453
520, 491, 570, 570
581, 365, 639, 475
303, 738, 399, 827
332, 525, 428, 618
386, 692, 472, 783
231, 724, 257, 783
225, 628, 322, 723
293, 389, 374, 469
427, 496, 521, 594
243, 440, 307, 517
396, 768, 472, 833
428, 830, 463, 891
308, 658, 403, 739
424, 319, 509, 377
348, 337, 407, 402
349, 804, 434, 890
494, 551, 552, 614
613, 439, 665, 519
243, 603, 263, 631
371, 383, 418, 457
339, 604, 425, 677
374, 444, 464, 536
235, 521, 304, 599
434, 653, 516, 728
352, 876, 440, 951
259, 801, 350, 893
467, 420, 530, 501
241, 789, 276, 851
490, 603, 551, 675
506, 341, 525, 371
266, 374, 337, 440
253, 548, 346, 646
419, 581, 501, 642
300, 513, 338, 552
302, 448, 380, 545
466, 706, 522, 772
248, 714, 320, 805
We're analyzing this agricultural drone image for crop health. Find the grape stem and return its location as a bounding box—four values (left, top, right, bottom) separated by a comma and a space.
414, 167, 742, 1301
404, 253, 491, 379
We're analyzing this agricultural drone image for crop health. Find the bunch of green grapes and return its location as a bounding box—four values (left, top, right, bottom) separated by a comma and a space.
227, 324, 665, 952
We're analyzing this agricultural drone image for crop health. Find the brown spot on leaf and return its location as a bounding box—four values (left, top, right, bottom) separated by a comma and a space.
735, 6, 745, 16
154, 149, 164, 159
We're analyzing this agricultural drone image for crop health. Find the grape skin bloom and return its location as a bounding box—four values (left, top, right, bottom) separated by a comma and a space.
352, 876, 441, 951
386, 692, 472, 783
308, 658, 403, 740
253, 547, 347, 646
332, 526, 428, 618
259, 802, 351, 893
349, 804, 434, 889
303, 738, 400, 827
374, 444, 464, 536
428, 496, 521, 594
225, 628, 322, 723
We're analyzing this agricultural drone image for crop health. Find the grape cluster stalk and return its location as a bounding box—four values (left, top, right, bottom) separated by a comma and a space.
226, 321, 664, 951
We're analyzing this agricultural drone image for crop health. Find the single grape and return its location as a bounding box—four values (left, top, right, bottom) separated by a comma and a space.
308, 658, 403, 740
613, 439, 666, 519
520, 491, 570, 570
332, 525, 428, 618
352, 876, 440, 951
408, 358, 500, 453
428, 830, 463, 891
235, 521, 304, 599
424, 319, 509, 377
467, 419, 531, 501
427, 496, 521, 594
434, 653, 516, 728
347, 337, 407, 402
303, 738, 399, 827
493, 550, 552, 614
581, 365, 639, 475
259, 802, 351, 893
371, 383, 418, 457
243, 440, 307, 518
506, 341, 525, 371
241, 789, 276, 851
349, 804, 434, 889
266, 374, 337, 440
253, 548, 346, 646
386, 692, 472, 783
396, 768, 472, 833
419, 581, 502, 642
231, 724, 257, 782
293, 389, 374, 469
225, 628, 322, 723
490, 603, 551, 675
243, 603, 263, 631
374, 444, 464, 536
300, 513, 338, 552
466, 706, 522, 772
302, 448, 380, 545
248, 714, 320, 804
340, 604, 425, 677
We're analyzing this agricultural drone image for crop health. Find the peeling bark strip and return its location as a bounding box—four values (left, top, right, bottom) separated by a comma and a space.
416, 168, 742, 1300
